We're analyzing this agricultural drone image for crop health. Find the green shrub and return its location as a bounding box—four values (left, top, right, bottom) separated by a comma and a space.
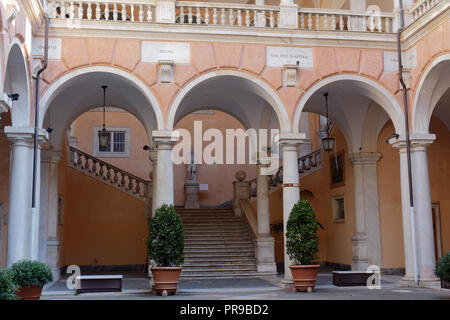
9, 260, 53, 288
148, 204, 184, 267
435, 252, 450, 281
0, 269, 19, 300
286, 200, 319, 265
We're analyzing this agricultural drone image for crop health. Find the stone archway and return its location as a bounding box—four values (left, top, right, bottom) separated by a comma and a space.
412, 53, 450, 135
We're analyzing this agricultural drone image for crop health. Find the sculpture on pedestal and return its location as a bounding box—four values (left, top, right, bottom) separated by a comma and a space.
185, 150, 200, 208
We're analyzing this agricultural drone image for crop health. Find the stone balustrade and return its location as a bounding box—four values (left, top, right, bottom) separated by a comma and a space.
410, 0, 446, 23
45, 0, 394, 33
69, 146, 148, 200
249, 148, 322, 197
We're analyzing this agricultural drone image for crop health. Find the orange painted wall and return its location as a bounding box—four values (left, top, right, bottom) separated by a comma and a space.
173, 111, 257, 207
377, 116, 450, 268
72, 111, 152, 180
62, 166, 147, 266
377, 121, 405, 269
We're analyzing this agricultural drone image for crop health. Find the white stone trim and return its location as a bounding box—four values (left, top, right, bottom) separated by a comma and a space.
92, 126, 131, 158
292, 74, 405, 139
167, 69, 291, 133
411, 53, 450, 134
39, 65, 165, 130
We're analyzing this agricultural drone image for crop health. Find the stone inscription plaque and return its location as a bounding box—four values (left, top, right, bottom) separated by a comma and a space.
267, 47, 314, 68
142, 41, 190, 63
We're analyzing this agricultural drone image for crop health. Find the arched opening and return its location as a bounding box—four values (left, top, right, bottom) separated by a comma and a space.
292, 75, 404, 274
412, 54, 450, 262
4, 41, 30, 127
39, 67, 162, 277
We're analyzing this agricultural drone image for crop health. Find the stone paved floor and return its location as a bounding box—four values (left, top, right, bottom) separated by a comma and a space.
41, 269, 450, 300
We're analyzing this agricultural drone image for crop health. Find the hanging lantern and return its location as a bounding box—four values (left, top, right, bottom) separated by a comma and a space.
322, 136, 335, 153
321, 92, 335, 153
98, 85, 110, 151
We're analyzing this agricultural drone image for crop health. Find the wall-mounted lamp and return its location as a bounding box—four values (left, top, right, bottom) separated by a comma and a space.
8, 93, 19, 101
143, 145, 150, 151
46, 128, 53, 134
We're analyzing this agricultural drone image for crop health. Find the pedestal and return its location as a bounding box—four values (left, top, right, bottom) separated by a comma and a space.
185, 180, 200, 208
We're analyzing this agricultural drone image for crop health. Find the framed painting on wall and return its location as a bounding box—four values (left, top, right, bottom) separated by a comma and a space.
330, 150, 345, 188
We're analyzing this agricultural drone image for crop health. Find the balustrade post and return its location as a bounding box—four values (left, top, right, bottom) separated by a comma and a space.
278, 0, 298, 29
232, 171, 250, 217
155, 0, 176, 23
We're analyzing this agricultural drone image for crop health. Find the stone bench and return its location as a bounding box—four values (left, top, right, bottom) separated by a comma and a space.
332, 271, 375, 287
76, 275, 123, 294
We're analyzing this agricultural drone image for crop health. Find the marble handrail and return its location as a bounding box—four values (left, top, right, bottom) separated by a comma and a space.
45, 0, 394, 33
410, 0, 446, 23
69, 146, 148, 200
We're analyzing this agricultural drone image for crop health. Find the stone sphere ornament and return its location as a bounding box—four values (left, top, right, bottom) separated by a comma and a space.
235, 170, 246, 181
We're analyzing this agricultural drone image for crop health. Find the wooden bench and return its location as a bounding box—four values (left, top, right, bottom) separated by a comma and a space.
76, 275, 123, 294
332, 271, 376, 287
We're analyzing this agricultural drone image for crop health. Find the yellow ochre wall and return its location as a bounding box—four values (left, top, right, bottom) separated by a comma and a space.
61, 165, 147, 267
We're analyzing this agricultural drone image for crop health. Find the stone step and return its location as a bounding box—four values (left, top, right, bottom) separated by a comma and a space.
181, 267, 257, 273
184, 252, 255, 258
179, 272, 260, 279
184, 234, 253, 242
183, 261, 255, 269
185, 244, 253, 250
185, 248, 254, 254
185, 243, 254, 248
184, 257, 256, 262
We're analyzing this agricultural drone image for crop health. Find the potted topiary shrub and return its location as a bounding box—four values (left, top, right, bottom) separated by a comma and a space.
9, 260, 53, 300
148, 204, 184, 296
286, 199, 320, 293
0, 269, 19, 300
435, 252, 450, 289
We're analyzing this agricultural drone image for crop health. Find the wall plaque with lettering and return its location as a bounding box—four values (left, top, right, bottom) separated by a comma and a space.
142, 41, 190, 63
32, 38, 62, 60
383, 46, 417, 72
266, 47, 313, 68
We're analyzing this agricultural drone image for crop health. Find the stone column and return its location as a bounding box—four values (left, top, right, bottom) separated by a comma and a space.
5, 127, 35, 266
279, 133, 306, 284
149, 147, 158, 217
392, 134, 440, 286
152, 131, 178, 210
348, 152, 382, 271
41, 149, 62, 281
256, 160, 276, 274
232, 171, 250, 217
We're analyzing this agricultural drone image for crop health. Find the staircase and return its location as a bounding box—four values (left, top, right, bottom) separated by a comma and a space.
178, 208, 259, 279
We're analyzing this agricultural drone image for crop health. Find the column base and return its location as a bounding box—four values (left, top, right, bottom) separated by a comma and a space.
280, 279, 295, 292
419, 277, 441, 288
46, 237, 60, 283
257, 263, 277, 274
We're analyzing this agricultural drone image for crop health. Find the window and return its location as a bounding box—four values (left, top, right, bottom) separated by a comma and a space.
93, 126, 130, 158
332, 196, 345, 223
330, 150, 345, 188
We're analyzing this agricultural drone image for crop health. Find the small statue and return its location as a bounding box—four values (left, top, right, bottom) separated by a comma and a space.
187, 150, 197, 181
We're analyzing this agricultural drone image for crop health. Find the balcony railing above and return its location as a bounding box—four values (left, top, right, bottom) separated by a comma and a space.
45, 0, 394, 33
410, 0, 446, 24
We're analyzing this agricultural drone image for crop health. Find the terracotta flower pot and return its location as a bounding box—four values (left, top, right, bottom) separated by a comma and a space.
441, 279, 450, 289
290, 265, 320, 292
16, 285, 43, 300
151, 267, 182, 296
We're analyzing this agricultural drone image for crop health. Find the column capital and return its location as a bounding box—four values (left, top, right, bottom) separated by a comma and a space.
278, 132, 307, 146
4, 126, 48, 146
152, 130, 178, 149
391, 133, 436, 152
348, 152, 381, 165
